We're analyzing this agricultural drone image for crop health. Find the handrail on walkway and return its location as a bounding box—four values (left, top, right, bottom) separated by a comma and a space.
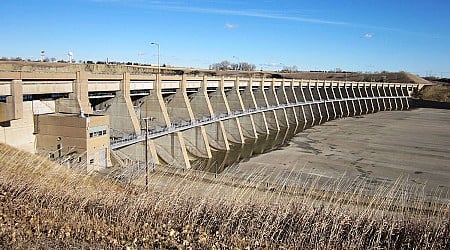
110, 95, 409, 150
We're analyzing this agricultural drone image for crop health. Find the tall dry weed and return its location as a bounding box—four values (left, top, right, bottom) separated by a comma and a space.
0, 143, 448, 249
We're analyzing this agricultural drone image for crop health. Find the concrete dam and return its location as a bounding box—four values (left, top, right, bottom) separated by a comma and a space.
0, 63, 419, 172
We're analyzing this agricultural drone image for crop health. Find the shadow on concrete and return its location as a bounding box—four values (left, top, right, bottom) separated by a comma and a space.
411, 98, 450, 110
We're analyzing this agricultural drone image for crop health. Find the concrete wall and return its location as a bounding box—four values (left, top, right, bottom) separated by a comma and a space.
35, 113, 111, 171
0, 101, 35, 152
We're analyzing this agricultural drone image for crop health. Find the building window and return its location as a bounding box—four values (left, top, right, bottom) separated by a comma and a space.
88, 125, 108, 138
89, 158, 94, 164
57, 144, 62, 157
49, 153, 54, 159
78, 157, 82, 163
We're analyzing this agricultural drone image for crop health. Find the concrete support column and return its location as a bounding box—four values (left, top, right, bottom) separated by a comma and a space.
10, 80, 23, 120
328, 83, 339, 119
167, 75, 211, 160
393, 85, 401, 110
333, 82, 345, 118
346, 83, 357, 117
368, 84, 378, 113
141, 77, 190, 168
306, 81, 318, 125
317, 82, 330, 123
387, 85, 393, 110
388, 85, 396, 110
374, 84, 381, 111
242, 79, 269, 136
301, 83, 315, 128
362, 83, 373, 114
376, 84, 385, 111
267, 80, 288, 128
350, 83, 361, 116
328, 83, 336, 119
337, 82, 346, 117
398, 85, 407, 110
389, 84, 401, 110
345, 83, 351, 116
57, 71, 93, 114
0, 80, 23, 122
356, 83, 365, 114
401, 85, 410, 110
383, 84, 390, 111
269, 80, 291, 145
217, 77, 245, 144
191, 76, 230, 151
106, 73, 141, 137
165, 76, 193, 122
291, 84, 307, 131
255, 79, 279, 131
281, 80, 299, 127
238, 78, 268, 153
366, 84, 373, 113
141, 86, 171, 130
356, 83, 366, 115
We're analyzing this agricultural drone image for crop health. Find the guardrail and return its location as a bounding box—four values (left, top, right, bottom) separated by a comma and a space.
110, 95, 409, 150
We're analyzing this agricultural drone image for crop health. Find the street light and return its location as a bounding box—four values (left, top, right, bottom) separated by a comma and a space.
150, 42, 160, 75
142, 116, 155, 191
151, 42, 160, 91
233, 56, 240, 70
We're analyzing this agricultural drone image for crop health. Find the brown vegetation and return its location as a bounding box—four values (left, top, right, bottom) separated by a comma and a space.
0, 143, 448, 249
416, 85, 450, 102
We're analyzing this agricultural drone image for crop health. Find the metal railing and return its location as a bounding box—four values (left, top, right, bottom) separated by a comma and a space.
110, 95, 409, 150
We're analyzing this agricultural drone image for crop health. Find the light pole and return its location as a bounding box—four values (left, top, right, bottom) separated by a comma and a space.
233, 56, 240, 70
150, 42, 160, 75
142, 116, 154, 191
40, 50, 45, 62
151, 42, 160, 91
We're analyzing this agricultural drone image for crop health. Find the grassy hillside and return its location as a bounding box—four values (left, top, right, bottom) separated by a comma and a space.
415, 85, 450, 102
0, 143, 448, 249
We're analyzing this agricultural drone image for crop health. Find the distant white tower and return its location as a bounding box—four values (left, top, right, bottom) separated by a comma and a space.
67, 51, 73, 63
40, 50, 45, 62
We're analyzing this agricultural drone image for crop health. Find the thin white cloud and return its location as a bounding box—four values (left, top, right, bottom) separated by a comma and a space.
362, 33, 374, 39
87, 0, 440, 36
225, 23, 238, 29
170, 6, 351, 26
89, 0, 352, 26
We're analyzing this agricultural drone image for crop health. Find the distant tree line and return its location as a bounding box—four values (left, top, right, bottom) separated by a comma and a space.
0, 57, 159, 67
280, 65, 299, 73
209, 60, 256, 71
424, 76, 450, 84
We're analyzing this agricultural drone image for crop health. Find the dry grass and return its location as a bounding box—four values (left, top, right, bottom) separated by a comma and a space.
0, 143, 448, 249
416, 85, 450, 102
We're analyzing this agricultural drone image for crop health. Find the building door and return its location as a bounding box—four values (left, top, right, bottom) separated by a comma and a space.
98, 148, 106, 168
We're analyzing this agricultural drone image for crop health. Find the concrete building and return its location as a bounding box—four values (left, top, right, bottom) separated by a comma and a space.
35, 113, 112, 171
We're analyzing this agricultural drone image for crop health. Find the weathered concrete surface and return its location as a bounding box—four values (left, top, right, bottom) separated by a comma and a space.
229, 108, 450, 197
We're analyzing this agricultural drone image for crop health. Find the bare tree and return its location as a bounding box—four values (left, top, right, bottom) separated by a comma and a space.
210, 60, 255, 71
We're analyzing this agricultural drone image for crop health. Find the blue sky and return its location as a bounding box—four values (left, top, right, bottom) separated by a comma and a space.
1, 0, 449, 76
